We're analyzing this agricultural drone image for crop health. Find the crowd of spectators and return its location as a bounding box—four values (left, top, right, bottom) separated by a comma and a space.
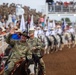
48, 1, 76, 12
0, 3, 42, 35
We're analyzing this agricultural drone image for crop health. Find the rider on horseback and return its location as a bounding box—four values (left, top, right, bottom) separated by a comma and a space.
50, 28, 58, 47
68, 26, 75, 47
4, 29, 29, 75
26, 27, 46, 75
56, 25, 63, 44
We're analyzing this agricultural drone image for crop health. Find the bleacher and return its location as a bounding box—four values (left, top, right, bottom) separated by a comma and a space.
47, 1, 76, 14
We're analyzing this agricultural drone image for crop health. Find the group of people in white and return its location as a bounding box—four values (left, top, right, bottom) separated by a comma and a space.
33, 21, 76, 54
34, 23, 75, 39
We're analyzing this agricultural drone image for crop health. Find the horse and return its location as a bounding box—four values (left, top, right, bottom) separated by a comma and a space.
38, 34, 49, 54
55, 34, 64, 51
2, 53, 44, 75
9, 55, 44, 75
70, 33, 76, 47
63, 32, 72, 48
74, 34, 76, 45
47, 34, 63, 53
38, 34, 55, 54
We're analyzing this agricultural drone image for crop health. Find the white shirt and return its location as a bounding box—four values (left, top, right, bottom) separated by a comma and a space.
34, 30, 38, 38
48, 23, 53, 30
8, 14, 12, 23
69, 28, 75, 33
50, 30, 56, 35
0, 21, 2, 27
56, 28, 62, 35
66, 29, 69, 33
46, 30, 50, 36
38, 29, 44, 35
0, 21, 5, 27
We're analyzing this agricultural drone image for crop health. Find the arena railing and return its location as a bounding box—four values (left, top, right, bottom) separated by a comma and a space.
48, 5, 76, 13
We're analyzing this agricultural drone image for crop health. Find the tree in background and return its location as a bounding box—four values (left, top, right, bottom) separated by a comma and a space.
61, 17, 71, 23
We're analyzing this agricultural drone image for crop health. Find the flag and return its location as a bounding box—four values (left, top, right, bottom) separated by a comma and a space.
72, 22, 74, 28
20, 15, 26, 32
47, 18, 50, 30
62, 18, 67, 32
30, 15, 34, 28
27, 15, 31, 24
44, 16, 47, 25
52, 20, 55, 28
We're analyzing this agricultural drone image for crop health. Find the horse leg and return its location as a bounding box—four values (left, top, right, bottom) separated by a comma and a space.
59, 41, 63, 51
72, 41, 75, 48
58, 42, 62, 51
44, 49, 46, 55
68, 40, 72, 48
44, 46, 48, 54
51, 41, 54, 51
51, 43, 53, 50
51, 42, 55, 53
47, 46, 51, 54
54, 45, 58, 52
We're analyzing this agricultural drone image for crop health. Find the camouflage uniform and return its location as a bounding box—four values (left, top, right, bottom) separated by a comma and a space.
4, 34, 29, 75
27, 37, 46, 74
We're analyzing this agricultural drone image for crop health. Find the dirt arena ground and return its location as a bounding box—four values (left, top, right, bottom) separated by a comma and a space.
43, 46, 76, 75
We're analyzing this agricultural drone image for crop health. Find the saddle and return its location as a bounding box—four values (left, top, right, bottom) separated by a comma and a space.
10, 59, 24, 75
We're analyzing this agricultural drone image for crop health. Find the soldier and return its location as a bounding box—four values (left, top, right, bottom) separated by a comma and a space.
4, 30, 29, 75
27, 27, 46, 75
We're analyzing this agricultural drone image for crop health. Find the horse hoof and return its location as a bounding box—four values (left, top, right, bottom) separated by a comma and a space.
47, 52, 49, 54
51, 51, 54, 53
72, 45, 75, 48
69, 46, 71, 48
60, 49, 62, 51
55, 50, 58, 52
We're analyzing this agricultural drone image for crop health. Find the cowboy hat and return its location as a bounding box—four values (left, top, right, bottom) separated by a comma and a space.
15, 29, 22, 33
57, 25, 61, 28
1, 27, 6, 32
69, 26, 72, 28
29, 27, 35, 31
14, 26, 18, 30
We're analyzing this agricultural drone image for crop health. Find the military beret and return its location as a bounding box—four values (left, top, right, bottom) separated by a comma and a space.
21, 33, 30, 38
